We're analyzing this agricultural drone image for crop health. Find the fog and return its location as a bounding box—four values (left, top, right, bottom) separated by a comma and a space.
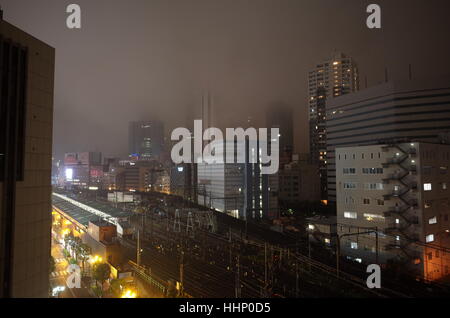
2, 0, 450, 158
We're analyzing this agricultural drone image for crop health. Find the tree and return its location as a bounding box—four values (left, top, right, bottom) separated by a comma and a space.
109, 278, 124, 298
63, 249, 70, 259
93, 263, 111, 297
64, 233, 76, 258
78, 243, 92, 274
64, 233, 74, 249
72, 236, 83, 261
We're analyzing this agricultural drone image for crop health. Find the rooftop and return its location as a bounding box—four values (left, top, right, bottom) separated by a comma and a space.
52, 192, 132, 227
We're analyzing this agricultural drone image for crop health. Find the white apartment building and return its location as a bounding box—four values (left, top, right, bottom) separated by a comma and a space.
336, 142, 450, 281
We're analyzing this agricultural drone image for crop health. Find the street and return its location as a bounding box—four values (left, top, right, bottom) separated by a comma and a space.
50, 239, 92, 298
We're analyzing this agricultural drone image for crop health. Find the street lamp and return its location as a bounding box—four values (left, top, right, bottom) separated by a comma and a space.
90, 255, 103, 264
121, 289, 137, 298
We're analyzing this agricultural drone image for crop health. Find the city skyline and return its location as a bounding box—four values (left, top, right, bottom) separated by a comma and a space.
1, 0, 450, 302
2, 0, 450, 159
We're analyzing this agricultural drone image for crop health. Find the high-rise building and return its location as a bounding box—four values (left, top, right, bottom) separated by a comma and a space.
308, 52, 359, 201
335, 142, 450, 281
128, 121, 164, 160
197, 140, 279, 220
326, 77, 450, 202
0, 15, 55, 297
244, 138, 279, 220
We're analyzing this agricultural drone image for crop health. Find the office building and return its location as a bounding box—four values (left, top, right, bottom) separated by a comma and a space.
327, 77, 450, 202
336, 142, 450, 280
112, 160, 167, 193
279, 154, 321, 203
308, 52, 359, 201
197, 140, 279, 220
128, 121, 164, 160
197, 161, 245, 218
0, 15, 55, 297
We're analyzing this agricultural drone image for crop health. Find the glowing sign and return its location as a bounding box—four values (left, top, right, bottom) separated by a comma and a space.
65, 168, 73, 181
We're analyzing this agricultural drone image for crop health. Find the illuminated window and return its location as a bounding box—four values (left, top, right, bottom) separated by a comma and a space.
424, 183, 432, 191
428, 217, 437, 225
350, 242, 358, 249
426, 234, 435, 243
363, 213, 384, 221
344, 211, 357, 219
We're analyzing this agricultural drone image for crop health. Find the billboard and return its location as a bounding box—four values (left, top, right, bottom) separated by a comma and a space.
64, 153, 78, 166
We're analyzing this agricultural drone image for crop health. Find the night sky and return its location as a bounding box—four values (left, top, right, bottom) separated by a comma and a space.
2, 0, 450, 158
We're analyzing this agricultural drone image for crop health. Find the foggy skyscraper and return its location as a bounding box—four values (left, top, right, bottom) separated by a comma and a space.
128, 121, 165, 160
266, 103, 294, 156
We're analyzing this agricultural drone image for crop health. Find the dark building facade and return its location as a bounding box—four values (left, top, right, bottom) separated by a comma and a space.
309, 87, 328, 201
0, 15, 55, 297
267, 103, 294, 158
170, 163, 197, 202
